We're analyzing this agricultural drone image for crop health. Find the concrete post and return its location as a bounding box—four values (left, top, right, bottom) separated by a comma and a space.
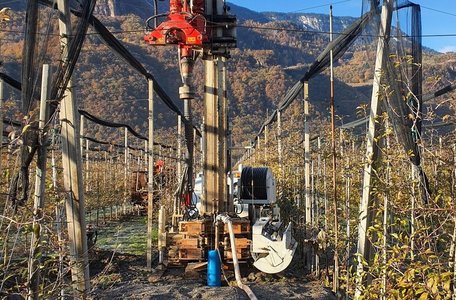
355, 0, 393, 297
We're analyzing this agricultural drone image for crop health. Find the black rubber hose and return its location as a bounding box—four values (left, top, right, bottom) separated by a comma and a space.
184, 99, 194, 194
240, 167, 269, 200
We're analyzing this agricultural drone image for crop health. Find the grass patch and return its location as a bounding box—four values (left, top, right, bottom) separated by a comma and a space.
96, 215, 158, 255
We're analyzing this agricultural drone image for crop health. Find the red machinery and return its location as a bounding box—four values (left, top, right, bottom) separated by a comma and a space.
144, 0, 206, 57
144, 0, 236, 55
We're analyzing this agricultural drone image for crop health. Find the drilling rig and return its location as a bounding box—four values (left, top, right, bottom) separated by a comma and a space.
144, 0, 296, 274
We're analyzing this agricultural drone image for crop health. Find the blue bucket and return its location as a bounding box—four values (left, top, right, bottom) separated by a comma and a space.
207, 249, 221, 287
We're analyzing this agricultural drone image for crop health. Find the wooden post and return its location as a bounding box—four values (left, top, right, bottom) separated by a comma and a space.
203, 56, 219, 214
144, 140, 148, 169
355, 0, 393, 297
451, 144, 456, 266
51, 147, 58, 192
113, 148, 118, 218
277, 111, 282, 168
304, 82, 311, 227
410, 165, 416, 261
80, 114, 84, 172
219, 57, 229, 212
57, 0, 90, 297
85, 139, 89, 192
103, 151, 107, 188
103, 150, 107, 221
55, 205, 65, 300
317, 137, 324, 229
346, 161, 352, 297
108, 152, 113, 220
0, 79, 3, 185
129, 151, 133, 213
124, 127, 128, 214
264, 124, 268, 163
147, 79, 154, 269
312, 159, 319, 275
158, 145, 162, 193
252, 144, 256, 165
200, 120, 205, 204
303, 82, 313, 271
201, 55, 228, 214
27, 64, 50, 300
94, 151, 100, 225
256, 144, 260, 164
312, 161, 316, 226
158, 205, 165, 265
329, 6, 339, 292
452, 144, 456, 300
380, 124, 391, 300
137, 150, 142, 173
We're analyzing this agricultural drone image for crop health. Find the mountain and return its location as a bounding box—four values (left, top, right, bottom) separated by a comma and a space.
0, 1, 454, 147
90, 1, 355, 34
89, 1, 355, 30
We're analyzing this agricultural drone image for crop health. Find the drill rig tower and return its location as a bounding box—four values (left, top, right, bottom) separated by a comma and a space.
145, 1, 296, 273
145, 0, 235, 219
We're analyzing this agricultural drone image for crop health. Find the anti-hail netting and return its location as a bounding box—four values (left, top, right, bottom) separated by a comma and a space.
10, 0, 96, 207
4, 0, 431, 205
5, 0, 201, 207
251, 0, 429, 202
384, 2, 430, 202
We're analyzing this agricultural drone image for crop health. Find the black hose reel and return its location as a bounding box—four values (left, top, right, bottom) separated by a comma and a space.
239, 167, 276, 205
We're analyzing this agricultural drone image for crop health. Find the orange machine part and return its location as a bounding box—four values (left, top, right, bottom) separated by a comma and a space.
144, 0, 207, 49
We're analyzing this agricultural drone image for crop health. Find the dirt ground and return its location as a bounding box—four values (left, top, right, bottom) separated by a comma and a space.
89, 250, 336, 300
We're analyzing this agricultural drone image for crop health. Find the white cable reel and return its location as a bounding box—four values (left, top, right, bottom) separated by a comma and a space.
239, 167, 298, 274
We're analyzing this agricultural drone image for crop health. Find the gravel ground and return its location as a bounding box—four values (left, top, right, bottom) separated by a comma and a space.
89, 215, 335, 300
97, 280, 335, 300
95, 280, 336, 300
90, 250, 336, 300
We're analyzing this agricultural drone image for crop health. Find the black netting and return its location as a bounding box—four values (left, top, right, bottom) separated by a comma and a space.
79, 108, 179, 149
339, 84, 455, 130
423, 85, 456, 102
39, 0, 201, 136
383, 1, 429, 202
252, 9, 378, 142
0, 72, 22, 91
362, 0, 381, 15
7, 0, 198, 206
49, 0, 96, 110
10, 0, 96, 207
302, 9, 377, 83
79, 109, 147, 140
21, 0, 39, 114
11, 0, 43, 207
84, 14, 201, 137
83, 135, 141, 151
81, 136, 178, 160
248, 1, 430, 203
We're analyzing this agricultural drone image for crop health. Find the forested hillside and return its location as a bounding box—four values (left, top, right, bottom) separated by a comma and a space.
2, 2, 456, 299
0, 1, 455, 148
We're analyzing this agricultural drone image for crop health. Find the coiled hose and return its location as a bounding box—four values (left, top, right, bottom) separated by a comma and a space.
239, 167, 269, 200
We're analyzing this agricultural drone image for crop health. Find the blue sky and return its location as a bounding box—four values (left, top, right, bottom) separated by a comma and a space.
229, 0, 456, 53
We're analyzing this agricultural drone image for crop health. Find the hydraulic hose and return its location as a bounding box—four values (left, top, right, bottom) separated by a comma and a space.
179, 55, 195, 200
216, 214, 258, 300
184, 99, 194, 196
